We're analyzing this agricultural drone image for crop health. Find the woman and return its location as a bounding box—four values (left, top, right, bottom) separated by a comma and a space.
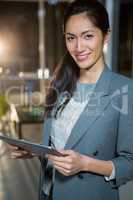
10, 0, 133, 200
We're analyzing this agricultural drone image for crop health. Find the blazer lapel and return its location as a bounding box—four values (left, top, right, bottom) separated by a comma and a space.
65, 67, 112, 149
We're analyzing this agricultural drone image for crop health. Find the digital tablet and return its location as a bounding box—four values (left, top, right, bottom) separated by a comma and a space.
0, 133, 63, 157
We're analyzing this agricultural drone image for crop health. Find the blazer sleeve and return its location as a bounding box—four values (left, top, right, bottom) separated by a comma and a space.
110, 82, 133, 188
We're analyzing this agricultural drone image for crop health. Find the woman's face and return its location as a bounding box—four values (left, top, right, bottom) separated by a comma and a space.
65, 12, 108, 71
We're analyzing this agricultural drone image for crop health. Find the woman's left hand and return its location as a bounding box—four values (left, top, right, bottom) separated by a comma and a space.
47, 149, 86, 176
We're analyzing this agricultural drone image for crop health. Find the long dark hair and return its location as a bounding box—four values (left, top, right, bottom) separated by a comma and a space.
44, 0, 110, 118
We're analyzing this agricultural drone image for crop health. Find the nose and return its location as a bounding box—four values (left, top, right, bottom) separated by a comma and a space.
75, 38, 85, 52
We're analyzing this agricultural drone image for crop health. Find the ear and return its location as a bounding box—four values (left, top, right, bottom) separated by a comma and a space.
103, 29, 111, 45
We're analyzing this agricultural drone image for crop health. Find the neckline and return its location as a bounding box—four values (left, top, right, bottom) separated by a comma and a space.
77, 80, 97, 85
76, 81, 96, 87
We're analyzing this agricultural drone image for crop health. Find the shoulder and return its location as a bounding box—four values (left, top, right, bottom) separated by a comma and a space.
109, 71, 133, 106
111, 71, 133, 85
110, 71, 133, 91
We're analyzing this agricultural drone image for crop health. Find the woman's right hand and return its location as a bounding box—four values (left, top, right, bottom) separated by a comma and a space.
7, 144, 35, 159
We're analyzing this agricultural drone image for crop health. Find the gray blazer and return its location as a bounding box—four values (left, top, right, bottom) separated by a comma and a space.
39, 67, 133, 200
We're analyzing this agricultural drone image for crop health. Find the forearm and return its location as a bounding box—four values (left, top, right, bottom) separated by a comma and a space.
82, 155, 113, 177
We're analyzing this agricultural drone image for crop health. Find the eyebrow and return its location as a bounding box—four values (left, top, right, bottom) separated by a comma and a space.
65, 29, 95, 36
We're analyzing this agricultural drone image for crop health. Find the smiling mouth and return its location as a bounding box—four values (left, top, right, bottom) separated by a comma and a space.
75, 53, 91, 61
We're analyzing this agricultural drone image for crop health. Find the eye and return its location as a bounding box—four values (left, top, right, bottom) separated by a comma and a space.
66, 36, 75, 42
84, 34, 94, 40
